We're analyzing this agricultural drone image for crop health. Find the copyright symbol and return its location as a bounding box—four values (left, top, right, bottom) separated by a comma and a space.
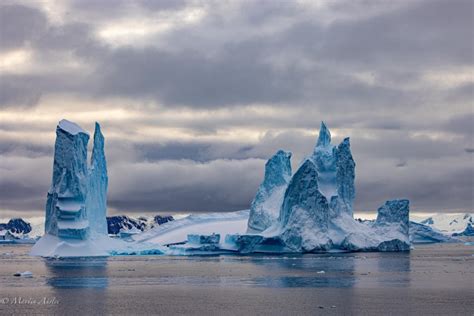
1, 298, 9, 304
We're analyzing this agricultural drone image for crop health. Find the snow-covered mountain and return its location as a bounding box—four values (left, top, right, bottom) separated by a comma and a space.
107, 215, 174, 235
413, 213, 474, 234
0, 218, 37, 243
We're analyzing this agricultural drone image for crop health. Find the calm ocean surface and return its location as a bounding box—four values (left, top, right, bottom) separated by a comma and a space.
0, 243, 472, 315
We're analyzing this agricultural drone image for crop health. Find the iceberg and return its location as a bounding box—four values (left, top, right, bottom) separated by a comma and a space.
218, 122, 410, 253
151, 122, 413, 254
247, 150, 291, 233
31, 120, 105, 256
30, 120, 166, 257
409, 221, 458, 243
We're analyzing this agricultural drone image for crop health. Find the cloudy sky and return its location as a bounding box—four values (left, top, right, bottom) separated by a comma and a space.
0, 0, 472, 217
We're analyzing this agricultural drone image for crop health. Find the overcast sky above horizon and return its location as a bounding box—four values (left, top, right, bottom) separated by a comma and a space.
0, 0, 473, 217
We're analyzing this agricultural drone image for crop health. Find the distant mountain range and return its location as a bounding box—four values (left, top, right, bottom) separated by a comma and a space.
1, 213, 472, 241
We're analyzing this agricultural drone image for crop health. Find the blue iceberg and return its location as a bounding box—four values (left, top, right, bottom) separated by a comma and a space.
31, 120, 165, 257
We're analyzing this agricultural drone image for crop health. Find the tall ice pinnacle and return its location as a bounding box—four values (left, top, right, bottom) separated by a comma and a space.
247, 150, 292, 233
86, 122, 108, 235
44, 119, 90, 239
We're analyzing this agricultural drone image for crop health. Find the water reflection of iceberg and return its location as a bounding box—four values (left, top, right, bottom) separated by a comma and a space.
44, 257, 109, 289
354, 252, 411, 288
247, 254, 356, 288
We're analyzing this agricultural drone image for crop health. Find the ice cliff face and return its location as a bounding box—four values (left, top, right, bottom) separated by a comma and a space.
375, 200, 410, 236
247, 150, 291, 233
86, 123, 108, 236
279, 159, 331, 251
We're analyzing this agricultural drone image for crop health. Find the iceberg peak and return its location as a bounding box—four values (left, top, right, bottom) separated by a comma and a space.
316, 121, 331, 147
87, 121, 108, 236
262, 150, 292, 190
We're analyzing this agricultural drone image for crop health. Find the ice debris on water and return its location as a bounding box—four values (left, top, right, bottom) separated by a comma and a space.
13, 271, 33, 278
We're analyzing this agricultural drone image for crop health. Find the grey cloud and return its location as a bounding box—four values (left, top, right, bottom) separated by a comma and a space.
108, 159, 263, 212
0, 4, 47, 51
0, 141, 52, 158
356, 166, 474, 212
1, 0, 471, 112
0, 0, 472, 215
134, 141, 261, 163
443, 113, 474, 137
69, 0, 189, 16
312, 0, 474, 67
0, 75, 42, 107
95, 46, 302, 108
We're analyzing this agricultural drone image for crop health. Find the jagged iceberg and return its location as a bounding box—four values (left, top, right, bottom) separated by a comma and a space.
158, 122, 412, 254
30, 120, 164, 257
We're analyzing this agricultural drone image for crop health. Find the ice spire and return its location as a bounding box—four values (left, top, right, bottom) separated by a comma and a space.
86, 122, 108, 236
334, 137, 355, 217
316, 121, 331, 147
44, 119, 90, 239
247, 150, 292, 233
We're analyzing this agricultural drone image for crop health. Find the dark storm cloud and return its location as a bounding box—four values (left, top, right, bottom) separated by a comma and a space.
0, 0, 472, 214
